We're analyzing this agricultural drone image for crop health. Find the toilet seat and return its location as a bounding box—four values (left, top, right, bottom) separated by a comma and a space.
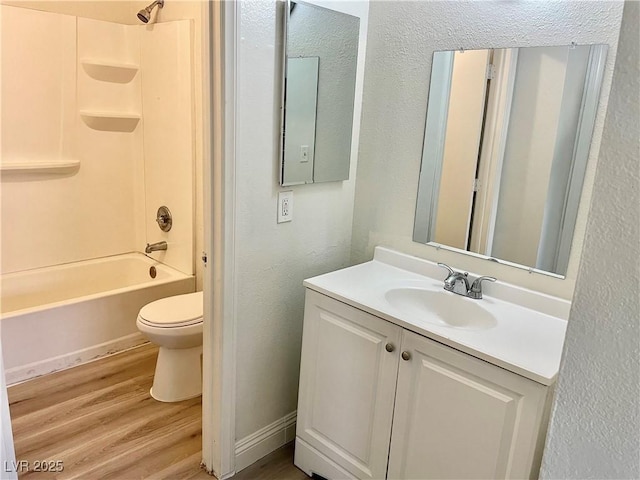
138, 291, 203, 328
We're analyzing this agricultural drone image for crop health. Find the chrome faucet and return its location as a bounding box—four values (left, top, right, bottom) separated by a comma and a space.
437, 263, 496, 299
145, 241, 167, 254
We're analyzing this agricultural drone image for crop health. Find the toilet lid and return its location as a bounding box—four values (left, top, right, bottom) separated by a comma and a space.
139, 291, 203, 327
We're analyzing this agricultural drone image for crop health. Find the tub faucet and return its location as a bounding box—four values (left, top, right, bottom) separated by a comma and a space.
145, 241, 167, 254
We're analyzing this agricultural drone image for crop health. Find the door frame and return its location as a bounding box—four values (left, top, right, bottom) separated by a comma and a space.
544, 44, 608, 274
413, 50, 454, 244
202, 1, 238, 478
1, 345, 18, 480
469, 48, 518, 255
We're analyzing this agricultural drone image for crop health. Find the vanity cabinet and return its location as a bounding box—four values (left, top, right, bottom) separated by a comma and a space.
295, 289, 402, 479
295, 290, 552, 480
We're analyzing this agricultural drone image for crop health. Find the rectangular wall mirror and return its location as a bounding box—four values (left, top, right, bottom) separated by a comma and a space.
413, 44, 608, 277
280, 1, 360, 186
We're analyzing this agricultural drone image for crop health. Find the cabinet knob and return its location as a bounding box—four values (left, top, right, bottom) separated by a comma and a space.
401, 351, 411, 361
385, 343, 395, 353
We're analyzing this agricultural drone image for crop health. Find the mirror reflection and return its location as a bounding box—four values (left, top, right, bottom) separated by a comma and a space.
414, 44, 608, 276
280, 1, 360, 186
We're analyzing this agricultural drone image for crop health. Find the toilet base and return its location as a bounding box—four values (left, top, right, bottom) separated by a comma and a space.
150, 345, 202, 402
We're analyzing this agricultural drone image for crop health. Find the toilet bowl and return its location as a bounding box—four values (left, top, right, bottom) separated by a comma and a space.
136, 291, 203, 402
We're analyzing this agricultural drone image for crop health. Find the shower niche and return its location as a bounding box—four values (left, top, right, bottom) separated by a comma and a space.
77, 17, 142, 133
81, 60, 139, 83
80, 112, 141, 132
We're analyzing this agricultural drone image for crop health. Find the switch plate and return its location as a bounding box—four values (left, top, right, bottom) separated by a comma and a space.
300, 145, 309, 163
277, 191, 293, 223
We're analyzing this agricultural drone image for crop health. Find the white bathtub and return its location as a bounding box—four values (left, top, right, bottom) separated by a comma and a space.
1, 253, 195, 384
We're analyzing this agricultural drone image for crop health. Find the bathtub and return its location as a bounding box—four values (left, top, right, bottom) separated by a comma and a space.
1, 253, 195, 384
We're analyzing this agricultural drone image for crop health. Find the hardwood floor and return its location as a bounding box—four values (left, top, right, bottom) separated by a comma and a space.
9, 344, 205, 480
232, 443, 307, 480
7, 344, 307, 480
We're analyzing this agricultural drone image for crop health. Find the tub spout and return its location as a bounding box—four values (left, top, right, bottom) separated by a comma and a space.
145, 241, 167, 254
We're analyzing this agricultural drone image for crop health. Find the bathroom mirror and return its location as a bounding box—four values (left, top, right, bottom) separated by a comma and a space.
413, 44, 608, 277
280, 1, 360, 186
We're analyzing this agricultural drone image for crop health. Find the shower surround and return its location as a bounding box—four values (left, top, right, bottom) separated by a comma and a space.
0, 5, 195, 383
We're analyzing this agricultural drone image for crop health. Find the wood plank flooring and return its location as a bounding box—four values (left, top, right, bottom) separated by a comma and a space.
8, 344, 206, 480
7, 343, 307, 480
233, 443, 307, 480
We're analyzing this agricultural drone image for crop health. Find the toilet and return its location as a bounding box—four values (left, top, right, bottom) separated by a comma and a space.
136, 291, 203, 402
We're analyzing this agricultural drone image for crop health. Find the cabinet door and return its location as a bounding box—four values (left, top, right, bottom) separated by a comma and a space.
388, 330, 548, 480
296, 290, 402, 479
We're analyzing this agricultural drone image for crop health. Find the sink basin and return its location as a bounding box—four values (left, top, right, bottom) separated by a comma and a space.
384, 287, 497, 330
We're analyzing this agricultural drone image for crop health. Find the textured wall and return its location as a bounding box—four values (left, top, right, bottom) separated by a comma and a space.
352, 0, 623, 299
234, 0, 368, 441
540, 1, 640, 478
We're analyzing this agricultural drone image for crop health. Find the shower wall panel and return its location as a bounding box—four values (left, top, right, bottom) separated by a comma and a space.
0, 7, 143, 274
77, 17, 145, 264
0, 6, 76, 166
1, 7, 195, 276
0, 7, 87, 273
140, 20, 195, 275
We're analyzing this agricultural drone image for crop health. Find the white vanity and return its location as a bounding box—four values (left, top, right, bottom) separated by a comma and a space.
294, 247, 569, 480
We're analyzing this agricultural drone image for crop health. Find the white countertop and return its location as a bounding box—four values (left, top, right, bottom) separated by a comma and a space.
304, 247, 569, 386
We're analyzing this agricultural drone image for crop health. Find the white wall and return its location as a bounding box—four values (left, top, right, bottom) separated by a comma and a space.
540, 2, 640, 477
352, 0, 623, 299
234, 0, 368, 449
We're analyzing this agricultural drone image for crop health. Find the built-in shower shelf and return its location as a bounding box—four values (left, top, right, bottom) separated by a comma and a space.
1, 159, 80, 174
80, 111, 141, 132
81, 60, 139, 83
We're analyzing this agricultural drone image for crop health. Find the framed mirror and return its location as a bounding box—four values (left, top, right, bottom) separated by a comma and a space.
280, 1, 360, 186
413, 44, 608, 277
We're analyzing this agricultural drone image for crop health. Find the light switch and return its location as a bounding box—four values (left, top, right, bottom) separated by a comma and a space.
300, 145, 309, 163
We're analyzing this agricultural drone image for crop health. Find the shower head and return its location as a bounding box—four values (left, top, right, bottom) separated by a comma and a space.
137, 0, 164, 24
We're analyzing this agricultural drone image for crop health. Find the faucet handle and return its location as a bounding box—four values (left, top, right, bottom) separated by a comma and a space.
437, 263, 455, 276
469, 276, 496, 299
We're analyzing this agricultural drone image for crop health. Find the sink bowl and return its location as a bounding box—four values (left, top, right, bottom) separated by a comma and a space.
384, 287, 497, 330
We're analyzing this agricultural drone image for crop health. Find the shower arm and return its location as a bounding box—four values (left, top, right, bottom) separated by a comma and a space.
146, 0, 164, 11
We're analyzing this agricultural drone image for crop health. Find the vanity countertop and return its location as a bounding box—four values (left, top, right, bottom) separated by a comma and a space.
304, 247, 569, 386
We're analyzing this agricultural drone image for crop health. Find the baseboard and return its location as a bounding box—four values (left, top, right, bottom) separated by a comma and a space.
234, 410, 297, 473
5, 333, 147, 385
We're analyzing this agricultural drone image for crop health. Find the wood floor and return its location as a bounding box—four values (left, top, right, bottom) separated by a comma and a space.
8, 344, 306, 480
8, 344, 205, 479
232, 443, 307, 480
